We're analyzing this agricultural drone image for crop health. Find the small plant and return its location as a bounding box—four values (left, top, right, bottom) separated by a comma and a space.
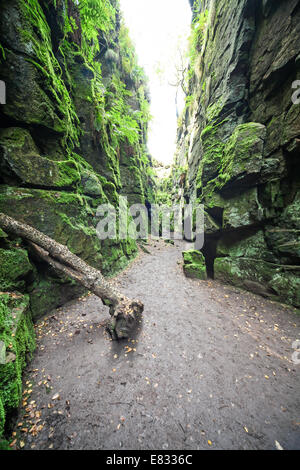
187, 9, 208, 79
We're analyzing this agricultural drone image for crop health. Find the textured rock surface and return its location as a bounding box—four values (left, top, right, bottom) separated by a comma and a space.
0, 0, 154, 313
174, 0, 300, 307
0, 293, 35, 448
182, 249, 207, 280
0, 0, 154, 443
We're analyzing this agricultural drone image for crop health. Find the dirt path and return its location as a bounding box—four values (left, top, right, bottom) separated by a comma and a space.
15, 239, 300, 450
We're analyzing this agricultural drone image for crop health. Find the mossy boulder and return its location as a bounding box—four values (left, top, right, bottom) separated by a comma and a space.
119, 164, 145, 205
182, 249, 207, 280
100, 239, 138, 277
0, 128, 80, 188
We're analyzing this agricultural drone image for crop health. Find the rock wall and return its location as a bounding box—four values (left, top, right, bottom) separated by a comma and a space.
174, 0, 300, 307
0, 0, 154, 444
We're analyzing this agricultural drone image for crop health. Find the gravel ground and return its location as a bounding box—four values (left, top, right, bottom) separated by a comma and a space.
12, 239, 300, 450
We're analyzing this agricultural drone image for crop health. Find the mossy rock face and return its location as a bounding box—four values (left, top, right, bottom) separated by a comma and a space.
174, 0, 300, 308
214, 257, 277, 295
0, 186, 103, 268
0, 229, 7, 239
279, 192, 300, 230
182, 249, 207, 280
204, 187, 263, 230
0, 247, 33, 292
0, 128, 80, 188
269, 273, 300, 308
0, 293, 35, 441
119, 164, 145, 205
28, 275, 85, 321
203, 210, 221, 235
215, 256, 300, 307
0, 0, 37, 58
265, 193, 300, 264
70, 62, 119, 181
0, 50, 64, 132
80, 170, 105, 197
197, 124, 224, 188
265, 227, 300, 264
216, 230, 275, 262
220, 122, 266, 189
0, 0, 151, 329
222, 188, 263, 229
100, 239, 138, 277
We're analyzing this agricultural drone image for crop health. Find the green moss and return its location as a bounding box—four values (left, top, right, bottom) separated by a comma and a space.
215, 256, 300, 307
196, 122, 225, 189
100, 239, 138, 277
182, 250, 207, 280
0, 293, 35, 441
206, 97, 224, 123
216, 230, 272, 261
0, 228, 7, 238
269, 273, 300, 308
28, 274, 85, 321
0, 248, 32, 292
219, 122, 266, 188
183, 249, 205, 265
0, 127, 81, 188
0, 393, 5, 438
188, 9, 209, 78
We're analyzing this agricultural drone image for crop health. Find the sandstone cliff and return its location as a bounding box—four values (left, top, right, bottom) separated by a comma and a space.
0, 0, 154, 443
174, 0, 300, 308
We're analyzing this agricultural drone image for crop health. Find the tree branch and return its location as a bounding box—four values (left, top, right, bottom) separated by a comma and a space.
0, 212, 143, 340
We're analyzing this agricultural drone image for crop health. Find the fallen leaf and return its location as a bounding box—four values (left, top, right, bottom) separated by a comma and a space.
275, 440, 283, 450
52, 393, 60, 400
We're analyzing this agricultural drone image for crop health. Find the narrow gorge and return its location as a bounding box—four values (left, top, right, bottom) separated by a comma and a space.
0, 0, 299, 452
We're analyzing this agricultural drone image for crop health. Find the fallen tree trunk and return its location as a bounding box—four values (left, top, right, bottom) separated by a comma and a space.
0, 212, 143, 340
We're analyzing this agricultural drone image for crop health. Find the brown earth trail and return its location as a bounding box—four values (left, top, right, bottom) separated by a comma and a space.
14, 239, 300, 450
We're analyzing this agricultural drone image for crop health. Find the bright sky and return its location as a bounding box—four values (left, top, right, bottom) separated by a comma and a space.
119, 0, 192, 165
